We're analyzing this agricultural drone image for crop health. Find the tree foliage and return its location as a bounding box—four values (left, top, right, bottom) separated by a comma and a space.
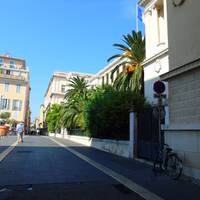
0, 112, 11, 120
64, 76, 89, 101
46, 77, 146, 140
61, 76, 89, 129
46, 104, 63, 133
108, 31, 145, 93
82, 85, 145, 139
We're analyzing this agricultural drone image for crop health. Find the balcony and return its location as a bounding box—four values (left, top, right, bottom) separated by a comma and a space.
0, 73, 26, 81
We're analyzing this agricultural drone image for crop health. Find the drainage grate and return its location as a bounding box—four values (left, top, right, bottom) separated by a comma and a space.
113, 184, 133, 194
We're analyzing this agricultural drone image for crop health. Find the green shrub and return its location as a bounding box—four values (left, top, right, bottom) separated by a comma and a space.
0, 112, 11, 120
83, 85, 145, 140
46, 104, 63, 133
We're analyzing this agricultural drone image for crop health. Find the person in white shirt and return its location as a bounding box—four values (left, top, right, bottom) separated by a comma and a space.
16, 122, 24, 143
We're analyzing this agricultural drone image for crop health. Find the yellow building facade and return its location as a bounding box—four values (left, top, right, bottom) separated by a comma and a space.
0, 55, 30, 127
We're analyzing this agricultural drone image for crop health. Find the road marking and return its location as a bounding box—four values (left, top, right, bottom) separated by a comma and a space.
49, 137, 164, 200
0, 140, 18, 163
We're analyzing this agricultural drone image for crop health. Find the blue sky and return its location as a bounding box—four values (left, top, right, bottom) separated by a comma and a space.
0, 0, 143, 121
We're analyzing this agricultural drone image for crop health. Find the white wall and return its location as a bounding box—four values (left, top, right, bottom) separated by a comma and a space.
49, 133, 130, 158
167, 0, 200, 69
144, 53, 169, 104
143, 0, 168, 60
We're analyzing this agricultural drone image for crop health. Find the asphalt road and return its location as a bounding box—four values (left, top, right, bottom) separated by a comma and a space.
0, 136, 144, 200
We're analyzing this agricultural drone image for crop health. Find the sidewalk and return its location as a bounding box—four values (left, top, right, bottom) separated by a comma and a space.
0, 135, 17, 154
52, 136, 200, 200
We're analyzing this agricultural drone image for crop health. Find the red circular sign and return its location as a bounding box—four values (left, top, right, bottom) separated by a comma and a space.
153, 80, 165, 94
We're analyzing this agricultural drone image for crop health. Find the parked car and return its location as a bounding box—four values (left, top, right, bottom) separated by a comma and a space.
30, 128, 36, 135
38, 128, 48, 136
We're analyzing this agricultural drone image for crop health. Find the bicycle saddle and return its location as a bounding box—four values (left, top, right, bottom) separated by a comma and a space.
166, 147, 172, 152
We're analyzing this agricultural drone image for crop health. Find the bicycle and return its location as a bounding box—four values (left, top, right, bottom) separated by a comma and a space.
153, 144, 183, 180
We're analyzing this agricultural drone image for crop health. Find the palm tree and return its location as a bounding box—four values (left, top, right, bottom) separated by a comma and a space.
62, 76, 89, 129
65, 76, 89, 101
61, 100, 84, 129
107, 31, 145, 94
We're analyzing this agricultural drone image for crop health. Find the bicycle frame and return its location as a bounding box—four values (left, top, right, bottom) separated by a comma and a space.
158, 144, 173, 169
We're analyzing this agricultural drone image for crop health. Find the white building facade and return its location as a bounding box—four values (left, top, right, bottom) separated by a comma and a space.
141, 0, 200, 180
139, 0, 169, 125
161, 0, 200, 180
89, 58, 123, 88
133, 0, 170, 161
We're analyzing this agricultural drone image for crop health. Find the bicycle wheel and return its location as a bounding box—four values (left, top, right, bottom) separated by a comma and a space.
165, 154, 183, 180
153, 151, 162, 174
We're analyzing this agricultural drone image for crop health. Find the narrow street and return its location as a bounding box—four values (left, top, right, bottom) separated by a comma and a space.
0, 136, 200, 200
1, 0, 200, 199
0, 136, 143, 200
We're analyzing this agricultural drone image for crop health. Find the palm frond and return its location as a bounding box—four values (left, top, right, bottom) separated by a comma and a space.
110, 61, 128, 80
113, 43, 130, 52
107, 54, 122, 62
108, 30, 145, 93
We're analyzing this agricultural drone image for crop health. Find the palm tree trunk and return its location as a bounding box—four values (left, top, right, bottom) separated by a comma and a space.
141, 69, 144, 96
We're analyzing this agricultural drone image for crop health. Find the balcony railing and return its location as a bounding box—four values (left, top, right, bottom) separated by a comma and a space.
0, 73, 26, 81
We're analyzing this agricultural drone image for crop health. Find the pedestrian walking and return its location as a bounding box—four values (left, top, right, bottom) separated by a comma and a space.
16, 122, 24, 143
36, 128, 40, 135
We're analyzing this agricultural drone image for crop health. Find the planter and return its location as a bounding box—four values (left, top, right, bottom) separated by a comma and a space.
0, 125, 9, 136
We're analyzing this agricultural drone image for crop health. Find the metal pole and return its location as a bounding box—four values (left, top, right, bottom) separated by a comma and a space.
136, 2, 138, 32
129, 111, 135, 158
158, 94, 163, 145
158, 95, 161, 144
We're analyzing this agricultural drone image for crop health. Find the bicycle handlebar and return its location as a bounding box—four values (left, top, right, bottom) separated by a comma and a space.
163, 143, 169, 146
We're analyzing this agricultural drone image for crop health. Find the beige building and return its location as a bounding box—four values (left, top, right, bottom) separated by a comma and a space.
40, 59, 124, 128
161, 0, 200, 179
39, 104, 45, 128
0, 55, 30, 128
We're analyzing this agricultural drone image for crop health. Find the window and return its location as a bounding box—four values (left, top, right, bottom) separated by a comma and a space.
12, 100, 22, 111
4, 82, 9, 92
0, 98, 10, 110
6, 70, 11, 75
18, 71, 21, 76
61, 85, 66, 93
9, 60, 15, 68
102, 76, 105, 85
16, 84, 21, 93
156, 1, 165, 44
106, 73, 109, 84
0, 58, 3, 67
111, 73, 113, 82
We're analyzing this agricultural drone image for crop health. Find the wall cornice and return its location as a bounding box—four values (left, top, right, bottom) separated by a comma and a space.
50, 92, 65, 98
142, 48, 168, 66
164, 123, 200, 131
161, 58, 200, 81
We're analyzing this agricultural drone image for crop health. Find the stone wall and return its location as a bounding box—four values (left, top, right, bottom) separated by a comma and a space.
168, 67, 200, 125
165, 130, 200, 179
165, 67, 200, 180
